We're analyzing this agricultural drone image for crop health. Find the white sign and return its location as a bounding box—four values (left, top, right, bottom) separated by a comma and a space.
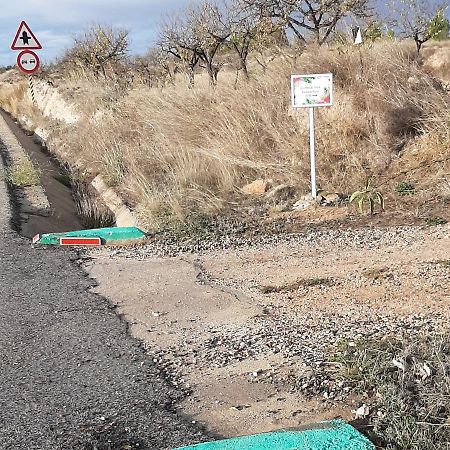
11, 21, 42, 50
354, 27, 363, 45
291, 74, 333, 108
17, 50, 40, 74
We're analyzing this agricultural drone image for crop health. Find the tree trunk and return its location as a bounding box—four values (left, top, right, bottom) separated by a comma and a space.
186, 68, 195, 88
241, 64, 249, 81
415, 38, 423, 54
207, 62, 218, 86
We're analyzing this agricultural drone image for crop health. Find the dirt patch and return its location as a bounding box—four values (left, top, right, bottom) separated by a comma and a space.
85, 256, 358, 437
83, 224, 450, 439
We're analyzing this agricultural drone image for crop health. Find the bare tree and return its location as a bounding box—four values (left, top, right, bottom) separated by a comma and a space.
387, 0, 449, 53
189, 1, 232, 85
65, 25, 129, 79
226, 0, 268, 80
159, 17, 201, 86
160, 1, 232, 86
133, 49, 178, 87
243, 0, 372, 45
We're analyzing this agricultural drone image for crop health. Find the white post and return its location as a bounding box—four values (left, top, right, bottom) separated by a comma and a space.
309, 107, 317, 199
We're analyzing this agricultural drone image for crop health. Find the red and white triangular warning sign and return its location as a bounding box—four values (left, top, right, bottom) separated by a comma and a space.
11, 21, 42, 50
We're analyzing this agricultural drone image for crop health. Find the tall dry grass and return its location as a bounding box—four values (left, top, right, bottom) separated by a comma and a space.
2, 41, 450, 227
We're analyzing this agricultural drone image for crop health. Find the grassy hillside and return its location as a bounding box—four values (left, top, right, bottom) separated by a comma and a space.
1, 40, 449, 230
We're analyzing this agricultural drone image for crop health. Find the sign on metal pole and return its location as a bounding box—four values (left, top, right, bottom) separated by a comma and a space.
11, 21, 42, 105
291, 74, 333, 199
11, 21, 42, 50
17, 50, 40, 75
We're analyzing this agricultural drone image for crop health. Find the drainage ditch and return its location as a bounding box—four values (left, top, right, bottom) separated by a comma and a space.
0, 109, 115, 239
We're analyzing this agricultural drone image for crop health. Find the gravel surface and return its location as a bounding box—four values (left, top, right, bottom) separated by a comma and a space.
88, 222, 450, 405
0, 138, 207, 449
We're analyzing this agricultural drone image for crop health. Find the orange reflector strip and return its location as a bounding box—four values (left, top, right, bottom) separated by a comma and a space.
59, 237, 102, 246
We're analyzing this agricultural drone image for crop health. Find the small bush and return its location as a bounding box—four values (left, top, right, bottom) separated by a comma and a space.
425, 217, 448, 226
5, 159, 40, 187
73, 181, 116, 229
331, 334, 450, 450
395, 181, 415, 196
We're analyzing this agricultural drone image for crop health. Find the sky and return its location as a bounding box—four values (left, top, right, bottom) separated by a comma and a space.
0, 1, 448, 67
0, 0, 193, 66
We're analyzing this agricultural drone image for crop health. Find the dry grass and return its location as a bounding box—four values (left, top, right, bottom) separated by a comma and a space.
1, 40, 450, 229
331, 333, 450, 450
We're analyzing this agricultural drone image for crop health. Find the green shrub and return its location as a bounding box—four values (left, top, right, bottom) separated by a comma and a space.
395, 181, 415, 196
425, 217, 448, 226
5, 159, 40, 187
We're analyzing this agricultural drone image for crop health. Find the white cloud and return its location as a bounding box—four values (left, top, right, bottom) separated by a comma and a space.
0, 0, 195, 65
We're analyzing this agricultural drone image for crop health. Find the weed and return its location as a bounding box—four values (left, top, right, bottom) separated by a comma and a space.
425, 217, 448, 226
350, 178, 385, 215
4, 159, 40, 187
434, 259, 450, 268
72, 181, 116, 229
329, 334, 450, 450
53, 173, 72, 188
395, 181, 415, 196
362, 267, 392, 281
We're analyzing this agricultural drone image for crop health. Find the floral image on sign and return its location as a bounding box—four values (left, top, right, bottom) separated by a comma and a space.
291, 73, 333, 108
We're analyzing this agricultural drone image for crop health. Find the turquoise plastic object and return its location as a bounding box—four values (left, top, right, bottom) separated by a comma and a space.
174, 421, 374, 450
34, 227, 147, 245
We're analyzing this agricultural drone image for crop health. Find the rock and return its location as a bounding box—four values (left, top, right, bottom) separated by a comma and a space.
354, 404, 370, 419
266, 184, 296, 203
293, 194, 315, 211
322, 192, 342, 206
420, 362, 433, 380
241, 179, 271, 195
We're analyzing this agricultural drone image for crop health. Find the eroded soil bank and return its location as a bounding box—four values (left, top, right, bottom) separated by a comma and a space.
83, 224, 450, 438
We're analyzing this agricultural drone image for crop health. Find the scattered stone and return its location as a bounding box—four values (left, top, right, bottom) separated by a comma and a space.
420, 362, 433, 380
392, 358, 406, 371
241, 179, 272, 195
321, 192, 343, 206
292, 194, 315, 212
354, 404, 370, 419
266, 184, 296, 203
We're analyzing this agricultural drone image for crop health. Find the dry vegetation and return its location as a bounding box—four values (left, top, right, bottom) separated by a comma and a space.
0, 0, 449, 230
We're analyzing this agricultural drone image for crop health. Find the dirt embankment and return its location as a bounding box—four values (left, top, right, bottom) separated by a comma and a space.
83, 224, 450, 438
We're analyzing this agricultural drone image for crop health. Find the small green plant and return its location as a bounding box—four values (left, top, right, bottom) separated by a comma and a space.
350, 178, 385, 215
73, 181, 116, 229
5, 159, 40, 187
53, 173, 72, 188
425, 217, 448, 226
395, 181, 415, 196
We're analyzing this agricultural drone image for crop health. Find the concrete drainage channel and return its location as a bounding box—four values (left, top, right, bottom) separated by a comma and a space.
0, 109, 136, 243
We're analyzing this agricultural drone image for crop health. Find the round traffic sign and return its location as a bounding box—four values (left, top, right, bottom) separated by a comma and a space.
17, 50, 40, 74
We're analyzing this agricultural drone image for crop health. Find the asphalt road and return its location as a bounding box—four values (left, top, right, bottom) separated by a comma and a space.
0, 139, 206, 448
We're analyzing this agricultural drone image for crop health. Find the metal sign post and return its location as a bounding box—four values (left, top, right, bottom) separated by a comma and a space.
309, 107, 317, 199
11, 22, 42, 105
291, 74, 333, 199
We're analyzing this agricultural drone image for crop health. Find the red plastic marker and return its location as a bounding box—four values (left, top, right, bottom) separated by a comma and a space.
59, 237, 102, 246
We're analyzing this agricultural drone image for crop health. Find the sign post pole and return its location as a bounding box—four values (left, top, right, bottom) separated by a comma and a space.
11, 22, 42, 90
309, 107, 317, 199
291, 73, 333, 201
